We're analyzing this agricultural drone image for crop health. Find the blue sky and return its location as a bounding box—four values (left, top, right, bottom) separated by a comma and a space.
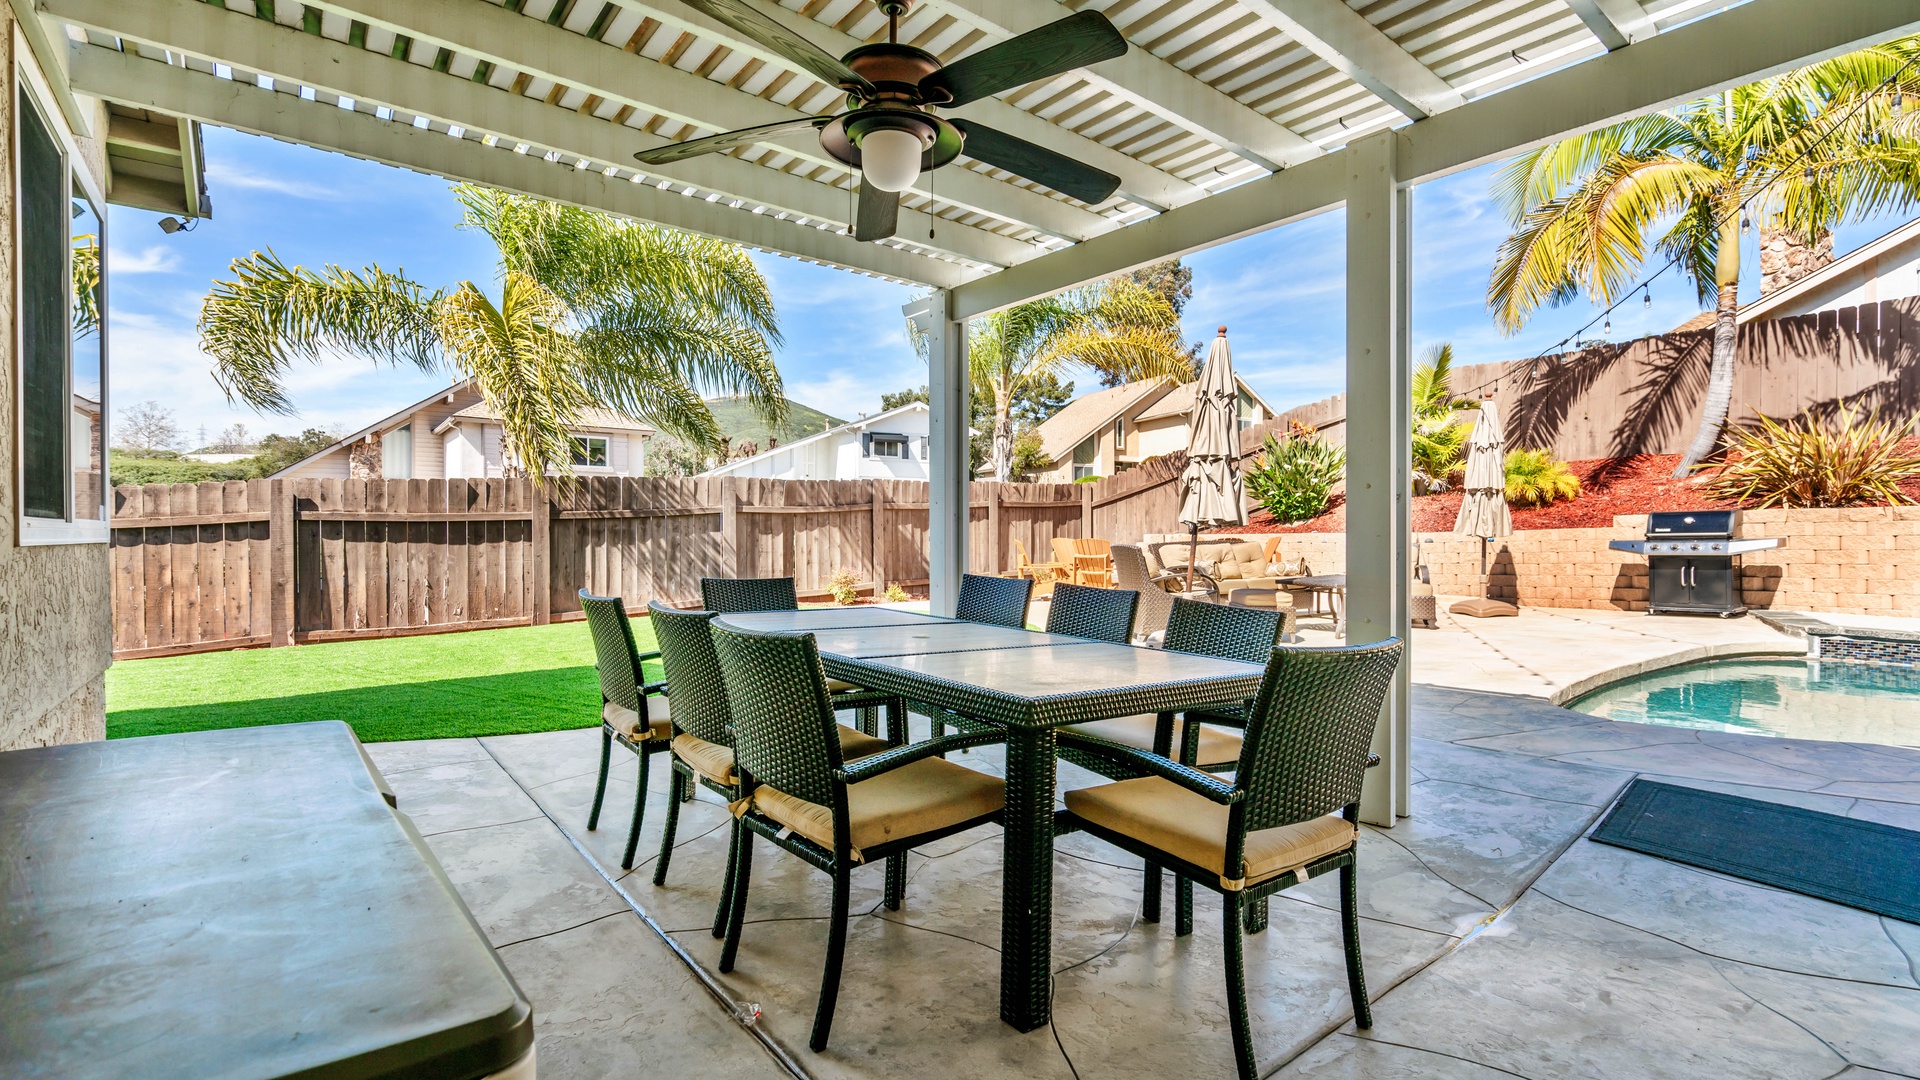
109, 126, 1912, 445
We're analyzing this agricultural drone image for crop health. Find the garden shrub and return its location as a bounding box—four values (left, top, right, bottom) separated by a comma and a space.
1504, 449, 1581, 506
1243, 431, 1345, 524
827, 569, 862, 606
1700, 405, 1920, 508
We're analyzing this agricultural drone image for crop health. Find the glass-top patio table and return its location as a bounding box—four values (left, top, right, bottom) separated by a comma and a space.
717, 607, 1267, 1031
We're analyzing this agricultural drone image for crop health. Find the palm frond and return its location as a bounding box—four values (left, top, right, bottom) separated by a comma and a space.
439, 272, 595, 486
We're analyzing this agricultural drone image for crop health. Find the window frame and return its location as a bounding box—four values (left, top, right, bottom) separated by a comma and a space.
569, 433, 611, 469
15, 40, 108, 547
868, 433, 909, 460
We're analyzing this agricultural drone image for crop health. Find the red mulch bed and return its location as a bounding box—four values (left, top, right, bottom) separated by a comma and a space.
1227, 453, 1908, 534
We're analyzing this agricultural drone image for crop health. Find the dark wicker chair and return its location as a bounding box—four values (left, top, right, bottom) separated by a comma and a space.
580, 591, 673, 870
709, 622, 1007, 1051
647, 602, 901, 934
1057, 597, 1289, 928
1045, 582, 1139, 643
1061, 637, 1404, 1080
955, 573, 1034, 628
700, 575, 799, 614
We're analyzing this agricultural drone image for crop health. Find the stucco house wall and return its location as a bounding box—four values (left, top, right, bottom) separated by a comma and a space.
2, 5, 114, 750
702, 403, 934, 481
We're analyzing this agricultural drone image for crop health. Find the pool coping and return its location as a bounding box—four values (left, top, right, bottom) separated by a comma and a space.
1547, 640, 1808, 708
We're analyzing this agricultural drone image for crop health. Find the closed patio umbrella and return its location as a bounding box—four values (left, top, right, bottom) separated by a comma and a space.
1451, 401, 1518, 618
1177, 327, 1246, 592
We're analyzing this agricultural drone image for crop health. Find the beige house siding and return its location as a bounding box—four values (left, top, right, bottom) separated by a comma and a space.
1, 5, 114, 750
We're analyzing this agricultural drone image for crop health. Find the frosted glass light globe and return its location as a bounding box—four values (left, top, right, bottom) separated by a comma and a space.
861, 127, 924, 193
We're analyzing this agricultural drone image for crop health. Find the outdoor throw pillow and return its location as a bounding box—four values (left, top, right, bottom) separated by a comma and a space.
1267, 558, 1309, 578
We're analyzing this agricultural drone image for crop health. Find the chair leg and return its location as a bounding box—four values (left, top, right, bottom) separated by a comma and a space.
622, 749, 650, 870
885, 698, 905, 746
856, 704, 878, 737
1142, 864, 1162, 923
712, 819, 741, 939
884, 852, 906, 911
1221, 892, 1257, 1080
719, 827, 753, 973
587, 726, 612, 831
652, 764, 684, 887
1341, 863, 1372, 1029
1176, 875, 1194, 937
1244, 895, 1269, 934
810, 865, 853, 1052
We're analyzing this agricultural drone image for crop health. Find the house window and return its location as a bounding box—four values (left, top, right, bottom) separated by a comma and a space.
1237, 388, 1258, 431
1113, 416, 1125, 445
868, 433, 908, 459
570, 435, 609, 467
382, 423, 413, 478
1071, 434, 1097, 481
17, 76, 107, 543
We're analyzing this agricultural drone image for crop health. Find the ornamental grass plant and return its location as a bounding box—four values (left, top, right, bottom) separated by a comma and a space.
1244, 428, 1345, 524
1504, 448, 1581, 507
1699, 406, 1920, 508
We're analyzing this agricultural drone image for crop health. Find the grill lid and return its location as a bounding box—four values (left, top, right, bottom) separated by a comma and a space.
1645, 510, 1738, 538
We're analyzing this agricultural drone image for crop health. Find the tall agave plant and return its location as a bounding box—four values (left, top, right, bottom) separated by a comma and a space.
1701, 405, 1920, 507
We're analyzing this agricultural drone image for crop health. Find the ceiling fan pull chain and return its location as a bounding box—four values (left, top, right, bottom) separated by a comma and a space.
928, 167, 935, 240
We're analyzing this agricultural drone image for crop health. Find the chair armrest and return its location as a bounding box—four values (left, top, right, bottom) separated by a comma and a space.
636, 650, 661, 663
834, 729, 1007, 783
1366, 753, 1381, 768
831, 688, 901, 710
1054, 732, 1241, 803
643, 680, 667, 696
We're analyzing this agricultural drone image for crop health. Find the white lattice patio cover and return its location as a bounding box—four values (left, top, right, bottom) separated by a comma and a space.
1178, 328, 1246, 531
1453, 401, 1512, 539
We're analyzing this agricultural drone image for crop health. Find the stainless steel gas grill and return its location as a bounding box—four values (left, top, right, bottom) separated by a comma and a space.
1607, 510, 1783, 617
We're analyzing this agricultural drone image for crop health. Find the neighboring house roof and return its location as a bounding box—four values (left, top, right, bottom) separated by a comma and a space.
429, 401, 654, 436
1670, 215, 1920, 332
1133, 376, 1277, 423
1031, 378, 1176, 464
699, 401, 933, 477
268, 379, 473, 479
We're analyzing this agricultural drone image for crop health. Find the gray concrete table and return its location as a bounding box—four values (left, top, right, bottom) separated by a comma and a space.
0, 721, 533, 1080
718, 608, 1266, 1032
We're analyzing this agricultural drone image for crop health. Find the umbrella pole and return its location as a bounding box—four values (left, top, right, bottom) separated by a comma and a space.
1480, 536, 1489, 598
1185, 525, 1198, 593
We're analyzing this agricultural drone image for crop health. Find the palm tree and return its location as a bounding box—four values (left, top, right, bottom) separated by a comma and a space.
934, 280, 1191, 480
1410, 343, 1478, 492
1487, 38, 1920, 476
199, 184, 784, 482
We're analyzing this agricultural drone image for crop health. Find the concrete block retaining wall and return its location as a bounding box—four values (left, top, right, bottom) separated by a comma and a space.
1212, 505, 1920, 617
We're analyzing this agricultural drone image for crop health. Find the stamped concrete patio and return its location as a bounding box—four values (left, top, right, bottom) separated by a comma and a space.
364, 611, 1920, 1079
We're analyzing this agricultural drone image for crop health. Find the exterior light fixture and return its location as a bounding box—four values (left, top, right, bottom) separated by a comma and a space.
1643, 286, 1652, 310
857, 121, 931, 193
158, 216, 197, 234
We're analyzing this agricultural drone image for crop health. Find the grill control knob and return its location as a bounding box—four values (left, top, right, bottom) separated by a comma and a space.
1690, 544, 1700, 551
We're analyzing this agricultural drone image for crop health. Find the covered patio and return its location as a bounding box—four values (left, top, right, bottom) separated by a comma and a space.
16, 0, 1920, 1075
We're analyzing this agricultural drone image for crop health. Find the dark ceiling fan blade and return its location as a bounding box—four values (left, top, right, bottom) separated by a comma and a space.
921, 11, 1127, 108
673, 0, 875, 94
633, 116, 833, 165
854, 183, 899, 242
951, 119, 1121, 204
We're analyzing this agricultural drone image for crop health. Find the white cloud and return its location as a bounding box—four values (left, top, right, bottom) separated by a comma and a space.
205, 159, 349, 202
109, 246, 182, 276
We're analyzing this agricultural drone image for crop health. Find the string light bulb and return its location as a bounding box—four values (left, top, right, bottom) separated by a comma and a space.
1642, 286, 1652, 310
1602, 315, 1612, 335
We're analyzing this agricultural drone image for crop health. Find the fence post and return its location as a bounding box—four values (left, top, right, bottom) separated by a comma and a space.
720, 476, 741, 577
269, 478, 295, 647
986, 486, 1001, 575
531, 484, 552, 626
1080, 483, 1094, 538
869, 481, 885, 585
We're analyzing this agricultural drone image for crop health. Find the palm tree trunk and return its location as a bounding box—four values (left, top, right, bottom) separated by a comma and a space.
1674, 206, 1742, 477
989, 385, 1015, 480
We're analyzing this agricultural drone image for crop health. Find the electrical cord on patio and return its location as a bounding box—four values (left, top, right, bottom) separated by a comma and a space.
1046, 902, 1144, 1080
1451, 51, 1920, 403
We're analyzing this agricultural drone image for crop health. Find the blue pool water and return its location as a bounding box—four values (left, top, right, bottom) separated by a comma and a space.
1569, 655, 1920, 745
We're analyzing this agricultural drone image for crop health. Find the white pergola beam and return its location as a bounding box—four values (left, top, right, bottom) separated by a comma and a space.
950, 0, 1920, 319
604, 0, 1206, 213
49, 0, 1027, 269
1564, 0, 1659, 51
294, 0, 1108, 242
1234, 0, 1463, 120
924, 0, 1320, 170
70, 45, 972, 288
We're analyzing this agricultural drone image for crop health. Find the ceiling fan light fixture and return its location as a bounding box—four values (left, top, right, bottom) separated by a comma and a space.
859, 123, 930, 192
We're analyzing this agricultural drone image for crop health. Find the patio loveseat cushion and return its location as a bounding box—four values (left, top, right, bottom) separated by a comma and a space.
604, 698, 673, 742
743, 757, 1005, 861
673, 726, 892, 787
1063, 776, 1355, 889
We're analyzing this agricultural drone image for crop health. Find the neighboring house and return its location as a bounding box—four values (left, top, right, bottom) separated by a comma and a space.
273, 378, 652, 480
1023, 376, 1274, 483
1672, 216, 1920, 331
700, 402, 934, 481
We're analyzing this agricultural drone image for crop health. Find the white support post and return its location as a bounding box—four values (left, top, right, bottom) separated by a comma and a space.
1344, 130, 1413, 827
909, 290, 970, 618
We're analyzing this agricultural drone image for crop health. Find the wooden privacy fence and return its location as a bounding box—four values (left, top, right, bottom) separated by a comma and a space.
108, 455, 1189, 660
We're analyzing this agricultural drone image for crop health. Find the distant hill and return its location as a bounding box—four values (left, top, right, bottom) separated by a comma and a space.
705, 396, 844, 447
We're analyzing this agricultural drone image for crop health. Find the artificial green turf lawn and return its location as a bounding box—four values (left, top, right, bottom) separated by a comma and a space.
105, 620, 661, 743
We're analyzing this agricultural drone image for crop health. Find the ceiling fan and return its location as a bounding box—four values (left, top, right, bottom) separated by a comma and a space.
633, 0, 1130, 243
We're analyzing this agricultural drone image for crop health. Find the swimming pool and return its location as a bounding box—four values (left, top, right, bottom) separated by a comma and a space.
1569, 655, 1920, 746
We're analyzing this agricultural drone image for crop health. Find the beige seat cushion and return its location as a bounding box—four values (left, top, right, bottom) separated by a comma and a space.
604, 698, 672, 742
1064, 776, 1355, 891
826, 678, 862, 694
747, 757, 1004, 861
1061, 716, 1242, 767
675, 725, 890, 787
